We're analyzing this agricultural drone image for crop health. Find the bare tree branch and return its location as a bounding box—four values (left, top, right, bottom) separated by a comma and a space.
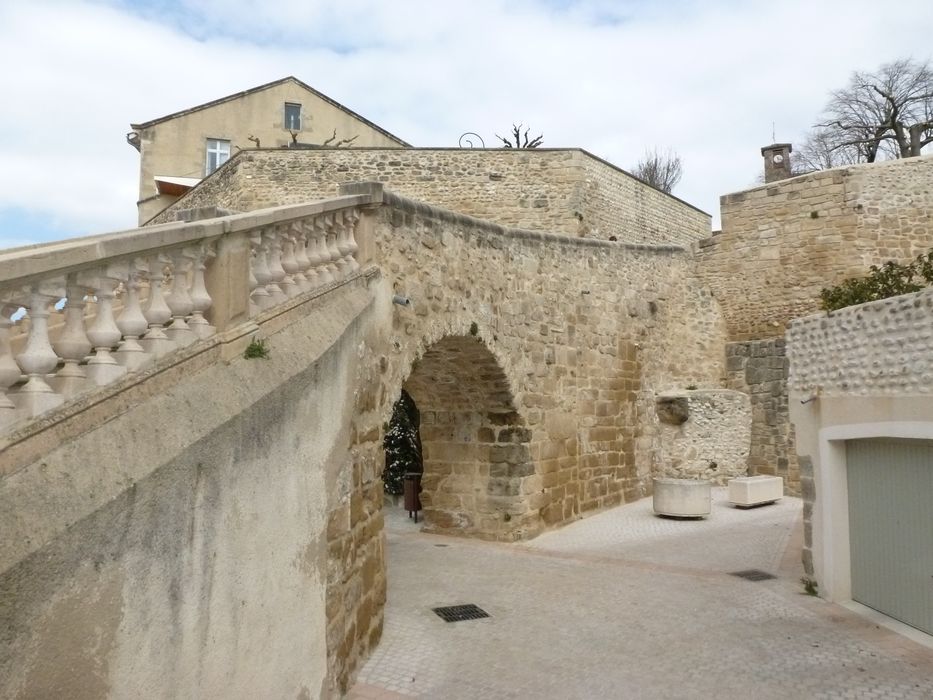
809, 58, 933, 166
631, 148, 683, 193
495, 123, 543, 148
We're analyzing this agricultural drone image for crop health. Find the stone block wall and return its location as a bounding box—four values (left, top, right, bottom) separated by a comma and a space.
344, 187, 726, 540
149, 148, 711, 246
724, 339, 799, 494
696, 155, 933, 341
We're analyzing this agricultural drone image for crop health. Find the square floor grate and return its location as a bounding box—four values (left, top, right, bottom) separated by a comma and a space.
730, 569, 776, 582
432, 604, 490, 623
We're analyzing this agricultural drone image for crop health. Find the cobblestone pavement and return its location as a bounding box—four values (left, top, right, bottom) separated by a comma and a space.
347, 489, 933, 699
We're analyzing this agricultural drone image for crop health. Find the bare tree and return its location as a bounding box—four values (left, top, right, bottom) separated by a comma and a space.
817, 58, 933, 163
791, 128, 862, 175
631, 148, 683, 193
496, 123, 543, 149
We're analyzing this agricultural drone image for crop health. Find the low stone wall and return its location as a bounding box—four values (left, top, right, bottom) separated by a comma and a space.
787, 291, 933, 397
725, 339, 799, 495
696, 155, 933, 341
655, 389, 751, 483
149, 148, 711, 246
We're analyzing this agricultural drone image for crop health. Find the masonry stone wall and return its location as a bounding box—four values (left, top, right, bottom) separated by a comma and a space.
696, 155, 933, 342
655, 390, 751, 483
725, 339, 800, 494
693, 155, 933, 499
347, 189, 726, 538
149, 148, 711, 246
330, 190, 727, 689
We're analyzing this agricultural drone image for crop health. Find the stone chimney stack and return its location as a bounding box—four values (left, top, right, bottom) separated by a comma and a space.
761, 143, 793, 183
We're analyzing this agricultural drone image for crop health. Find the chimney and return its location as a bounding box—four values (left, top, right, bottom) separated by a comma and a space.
761, 143, 792, 183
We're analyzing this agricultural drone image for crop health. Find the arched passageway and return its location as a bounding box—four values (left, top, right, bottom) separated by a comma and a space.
399, 335, 536, 541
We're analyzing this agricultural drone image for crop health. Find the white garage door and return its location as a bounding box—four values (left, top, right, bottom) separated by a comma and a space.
847, 438, 933, 636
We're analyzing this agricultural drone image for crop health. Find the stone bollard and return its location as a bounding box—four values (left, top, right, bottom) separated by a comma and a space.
652, 477, 712, 518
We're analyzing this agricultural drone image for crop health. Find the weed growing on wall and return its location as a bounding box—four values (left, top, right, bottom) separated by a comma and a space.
820, 250, 933, 311
243, 338, 270, 359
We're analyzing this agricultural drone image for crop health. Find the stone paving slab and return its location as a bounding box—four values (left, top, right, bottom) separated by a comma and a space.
348, 490, 933, 699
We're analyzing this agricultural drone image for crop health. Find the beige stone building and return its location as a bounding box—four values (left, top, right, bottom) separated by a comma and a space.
127, 77, 409, 223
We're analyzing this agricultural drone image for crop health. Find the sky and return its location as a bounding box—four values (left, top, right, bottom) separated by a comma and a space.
0, 0, 931, 248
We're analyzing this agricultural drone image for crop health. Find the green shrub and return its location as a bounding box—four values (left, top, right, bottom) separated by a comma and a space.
820, 250, 933, 312
383, 390, 423, 495
243, 338, 270, 359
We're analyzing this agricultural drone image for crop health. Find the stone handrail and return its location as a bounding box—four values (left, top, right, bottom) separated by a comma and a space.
0, 186, 380, 436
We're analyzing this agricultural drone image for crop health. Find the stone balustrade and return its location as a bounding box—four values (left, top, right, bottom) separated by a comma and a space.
0, 191, 374, 436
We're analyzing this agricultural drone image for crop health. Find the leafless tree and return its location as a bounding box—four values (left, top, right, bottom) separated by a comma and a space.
817, 58, 933, 163
496, 123, 543, 149
631, 148, 683, 193
791, 128, 862, 175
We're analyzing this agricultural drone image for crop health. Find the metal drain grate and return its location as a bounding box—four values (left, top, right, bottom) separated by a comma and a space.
432, 604, 490, 623
730, 569, 776, 582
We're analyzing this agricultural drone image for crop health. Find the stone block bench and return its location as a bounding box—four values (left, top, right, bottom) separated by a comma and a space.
727, 475, 783, 508
652, 478, 711, 518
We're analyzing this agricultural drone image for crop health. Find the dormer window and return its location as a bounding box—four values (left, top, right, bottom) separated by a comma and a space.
284, 103, 301, 131
205, 138, 230, 175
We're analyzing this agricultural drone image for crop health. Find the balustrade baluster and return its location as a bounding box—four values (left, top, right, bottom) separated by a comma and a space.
188, 244, 216, 339
345, 209, 361, 273
85, 269, 128, 387
250, 233, 272, 312
278, 224, 301, 298
312, 217, 334, 285
115, 262, 153, 371
0, 305, 23, 427
50, 277, 92, 397
265, 229, 288, 304
13, 286, 65, 417
165, 249, 196, 347
324, 215, 343, 281
141, 254, 175, 357
300, 219, 321, 288
291, 222, 312, 292
334, 213, 351, 277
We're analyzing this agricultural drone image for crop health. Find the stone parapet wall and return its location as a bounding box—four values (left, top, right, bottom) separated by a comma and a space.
149, 148, 710, 246
725, 339, 799, 495
787, 289, 933, 397
696, 155, 933, 341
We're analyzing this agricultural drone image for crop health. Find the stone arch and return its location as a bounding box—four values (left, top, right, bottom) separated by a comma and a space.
396, 334, 536, 541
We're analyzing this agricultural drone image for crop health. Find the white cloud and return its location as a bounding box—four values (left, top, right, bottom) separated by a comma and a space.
0, 0, 931, 241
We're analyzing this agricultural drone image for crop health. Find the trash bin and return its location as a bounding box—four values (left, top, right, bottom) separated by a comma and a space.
403, 472, 422, 522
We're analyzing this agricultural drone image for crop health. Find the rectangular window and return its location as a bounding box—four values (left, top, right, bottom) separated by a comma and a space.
205, 138, 230, 175
284, 102, 301, 131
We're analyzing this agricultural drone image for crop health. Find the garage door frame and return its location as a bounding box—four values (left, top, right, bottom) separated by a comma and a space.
814, 422, 933, 617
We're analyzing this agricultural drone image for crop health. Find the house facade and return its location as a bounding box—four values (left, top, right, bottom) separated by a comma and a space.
127, 76, 409, 223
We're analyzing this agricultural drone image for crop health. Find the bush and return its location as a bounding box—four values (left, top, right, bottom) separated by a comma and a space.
820, 250, 933, 311
383, 390, 423, 496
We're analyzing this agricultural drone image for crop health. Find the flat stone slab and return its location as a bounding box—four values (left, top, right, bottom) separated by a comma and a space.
728, 475, 783, 507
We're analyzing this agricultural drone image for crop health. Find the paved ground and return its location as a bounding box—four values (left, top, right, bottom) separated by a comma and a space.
348, 489, 933, 699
